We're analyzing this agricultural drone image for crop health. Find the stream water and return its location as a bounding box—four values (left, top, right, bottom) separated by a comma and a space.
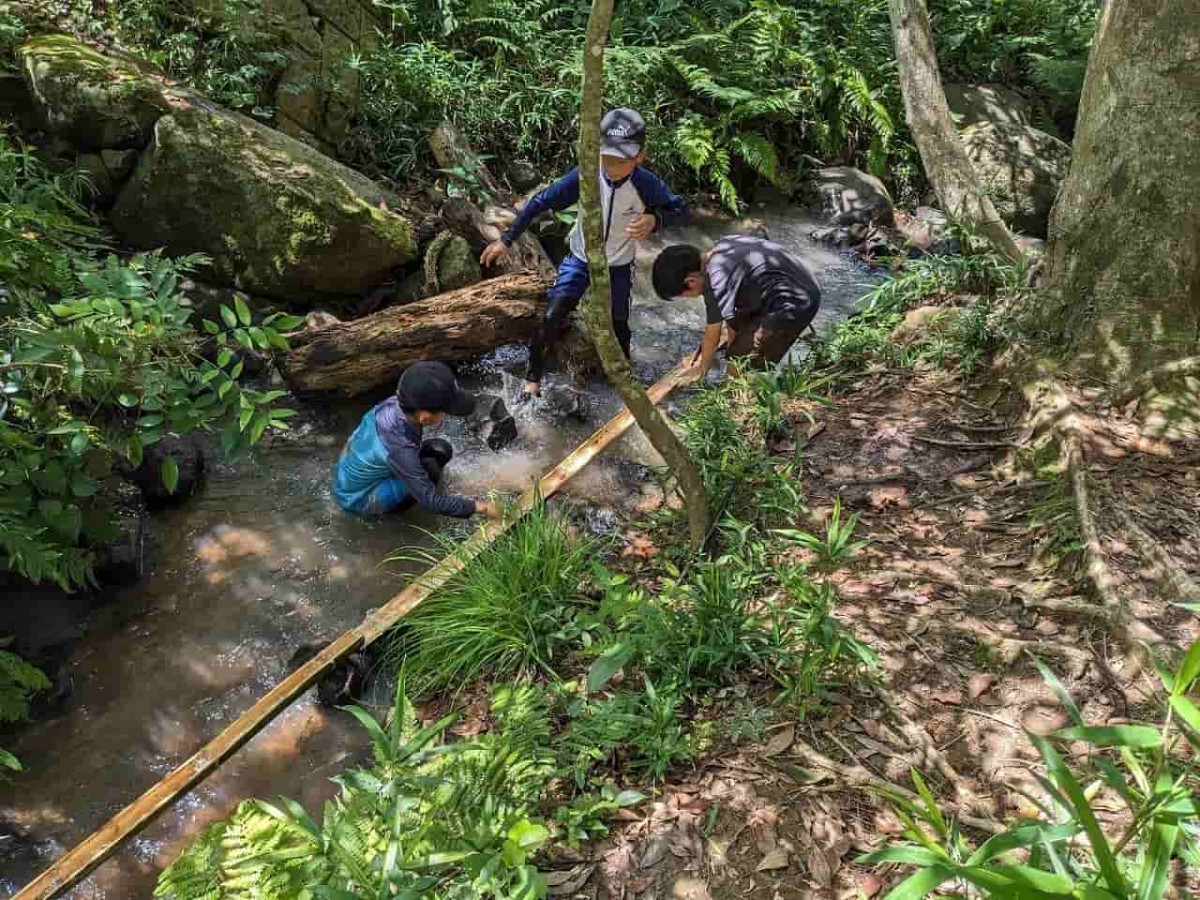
0, 205, 881, 897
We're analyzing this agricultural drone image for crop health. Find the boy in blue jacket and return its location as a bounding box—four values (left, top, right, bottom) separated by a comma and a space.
332, 361, 501, 520
481, 109, 688, 398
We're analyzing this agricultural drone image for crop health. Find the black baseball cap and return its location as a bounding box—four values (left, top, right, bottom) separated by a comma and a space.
600, 108, 646, 159
397, 361, 476, 416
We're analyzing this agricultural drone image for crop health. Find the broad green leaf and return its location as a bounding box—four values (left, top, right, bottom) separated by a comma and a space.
1033, 736, 1127, 895
1173, 638, 1200, 695
1053, 725, 1162, 749
126, 435, 144, 467
217, 348, 233, 368
910, 768, 948, 838
70, 474, 97, 497
966, 823, 1079, 866
1169, 695, 1200, 736
202, 318, 220, 335
220, 304, 238, 328
161, 455, 179, 494
0, 748, 22, 772
614, 789, 644, 807
234, 295, 253, 326
879, 864, 955, 900
69, 431, 88, 455
508, 820, 549, 850
859, 845, 945, 867
587, 642, 633, 692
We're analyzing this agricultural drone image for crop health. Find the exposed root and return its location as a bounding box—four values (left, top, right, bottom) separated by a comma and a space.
1113, 505, 1200, 605
1065, 433, 1126, 624
913, 434, 1020, 450
1017, 594, 1111, 621
1107, 356, 1200, 407
885, 706, 994, 817
789, 735, 1004, 835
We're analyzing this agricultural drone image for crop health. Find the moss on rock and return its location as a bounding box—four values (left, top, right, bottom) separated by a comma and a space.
110, 107, 416, 302
17, 34, 170, 151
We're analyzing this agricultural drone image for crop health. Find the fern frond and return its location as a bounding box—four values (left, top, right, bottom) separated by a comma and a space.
731, 133, 779, 183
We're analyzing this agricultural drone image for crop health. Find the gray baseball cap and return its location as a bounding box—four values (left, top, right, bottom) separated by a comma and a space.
600, 108, 646, 159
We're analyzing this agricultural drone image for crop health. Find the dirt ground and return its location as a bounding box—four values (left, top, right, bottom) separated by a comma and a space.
555, 367, 1200, 900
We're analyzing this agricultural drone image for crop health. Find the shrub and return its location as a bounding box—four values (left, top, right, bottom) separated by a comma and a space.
864, 644, 1200, 898
385, 503, 600, 692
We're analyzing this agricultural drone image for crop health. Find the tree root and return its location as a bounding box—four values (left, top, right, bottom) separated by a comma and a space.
789, 735, 1004, 835
1065, 434, 1126, 624
885, 706, 995, 817
1107, 356, 1200, 407
1113, 505, 1200, 604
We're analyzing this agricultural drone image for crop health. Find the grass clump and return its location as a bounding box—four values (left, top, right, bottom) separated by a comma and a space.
385, 503, 599, 692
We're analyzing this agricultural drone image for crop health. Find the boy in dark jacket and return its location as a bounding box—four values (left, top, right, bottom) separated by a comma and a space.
332, 361, 501, 520
481, 109, 688, 397
652, 235, 822, 381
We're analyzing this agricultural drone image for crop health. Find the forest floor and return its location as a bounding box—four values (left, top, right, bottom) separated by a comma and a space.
558, 366, 1200, 900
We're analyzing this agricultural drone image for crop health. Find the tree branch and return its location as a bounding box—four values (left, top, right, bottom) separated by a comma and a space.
576, 0, 710, 549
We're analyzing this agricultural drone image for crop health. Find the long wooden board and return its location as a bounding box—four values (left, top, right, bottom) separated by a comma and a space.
17, 360, 691, 900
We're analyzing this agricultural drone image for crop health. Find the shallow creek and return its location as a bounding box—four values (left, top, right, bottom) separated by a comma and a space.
0, 205, 881, 897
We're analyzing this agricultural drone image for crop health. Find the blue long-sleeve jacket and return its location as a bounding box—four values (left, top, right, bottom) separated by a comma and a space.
501, 165, 688, 266
332, 397, 475, 518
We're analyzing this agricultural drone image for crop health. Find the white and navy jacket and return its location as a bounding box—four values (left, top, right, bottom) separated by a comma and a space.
501, 165, 688, 267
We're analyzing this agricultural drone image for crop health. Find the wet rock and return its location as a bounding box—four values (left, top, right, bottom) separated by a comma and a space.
110, 106, 418, 303
17, 34, 172, 151
734, 216, 770, 239
91, 478, 149, 584
961, 122, 1071, 237
539, 384, 591, 422
505, 158, 542, 192
288, 643, 378, 707
468, 393, 519, 451
945, 83, 1032, 129
895, 206, 960, 256
424, 232, 482, 295
122, 434, 206, 507
812, 166, 894, 228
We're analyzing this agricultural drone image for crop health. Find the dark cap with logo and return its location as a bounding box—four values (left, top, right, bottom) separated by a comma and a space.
600, 108, 646, 159
397, 361, 476, 416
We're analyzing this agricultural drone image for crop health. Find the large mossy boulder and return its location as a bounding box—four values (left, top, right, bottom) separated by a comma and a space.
17, 34, 172, 151
961, 122, 1072, 238
110, 107, 417, 302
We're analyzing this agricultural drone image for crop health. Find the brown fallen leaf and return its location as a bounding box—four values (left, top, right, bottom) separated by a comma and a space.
672, 877, 713, 900
756, 847, 790, 872
761, 724, 796, 758
928, 686, 963, 705
858, 872, 884, 898
968, 673, 996, 700
545, 864, 595, 894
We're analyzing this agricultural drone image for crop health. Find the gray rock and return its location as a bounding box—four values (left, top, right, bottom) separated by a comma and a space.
467, 393, 519, 451
812, 166, 894, 227
505, 158, 542, 192
945, 83, 1032, 129
961, 122, 1071, 237
122, 434, 205, 507
91, 478, 149, 584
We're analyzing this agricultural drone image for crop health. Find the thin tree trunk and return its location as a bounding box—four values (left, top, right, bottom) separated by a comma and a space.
888, 0, 1024, 264
577, 0, 710, 549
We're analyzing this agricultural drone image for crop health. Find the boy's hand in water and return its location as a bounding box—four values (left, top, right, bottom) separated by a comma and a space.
624, 214, 656, 241
475, 499, 503, 520
480, 240, 510, 268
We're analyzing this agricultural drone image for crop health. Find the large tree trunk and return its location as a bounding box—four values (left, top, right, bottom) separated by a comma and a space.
1037, 0, 1200, 383
576, 0, 710, 550
888, 0, 1023, 263
280, 273, 597, 396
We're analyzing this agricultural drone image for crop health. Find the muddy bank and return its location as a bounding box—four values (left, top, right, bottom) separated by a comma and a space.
0, 204, 880, 897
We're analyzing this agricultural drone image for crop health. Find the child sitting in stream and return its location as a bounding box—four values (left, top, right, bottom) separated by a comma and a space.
331, 361, 501, 520
480, 108, 689, 399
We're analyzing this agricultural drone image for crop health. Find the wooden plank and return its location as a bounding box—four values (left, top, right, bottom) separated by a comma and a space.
17, 359, 690, 899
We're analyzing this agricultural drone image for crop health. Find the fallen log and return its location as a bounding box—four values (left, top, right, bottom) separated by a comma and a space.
280, 272, 598, 396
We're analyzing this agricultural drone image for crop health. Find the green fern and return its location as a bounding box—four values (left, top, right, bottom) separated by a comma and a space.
0, 650, 50, 725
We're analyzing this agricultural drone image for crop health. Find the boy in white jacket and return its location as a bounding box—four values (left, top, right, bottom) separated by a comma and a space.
481, 109, 688, 397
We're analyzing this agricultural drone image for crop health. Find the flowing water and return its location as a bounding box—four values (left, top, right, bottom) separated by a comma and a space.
0, 205, 881, 897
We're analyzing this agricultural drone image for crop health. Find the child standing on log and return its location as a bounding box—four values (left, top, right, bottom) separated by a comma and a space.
332, 361, 501, 520
481, 109, 688, 398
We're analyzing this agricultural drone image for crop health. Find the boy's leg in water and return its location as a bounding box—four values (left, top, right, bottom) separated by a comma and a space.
525, 255, 589, 393
610, 262, 634, 361
396, 439, 454, 513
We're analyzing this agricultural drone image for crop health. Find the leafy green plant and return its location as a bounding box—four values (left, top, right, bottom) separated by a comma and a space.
385, 503, 600, 692
0, 647, 49, 775
777, 497, 867, 572
863, 643, 1200, 898
0, 133, 299, 589
553, 783, 644, 845
156, 673, 552, 899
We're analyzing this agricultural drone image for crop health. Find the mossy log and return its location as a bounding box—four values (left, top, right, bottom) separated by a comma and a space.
280, 273, 598, 396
